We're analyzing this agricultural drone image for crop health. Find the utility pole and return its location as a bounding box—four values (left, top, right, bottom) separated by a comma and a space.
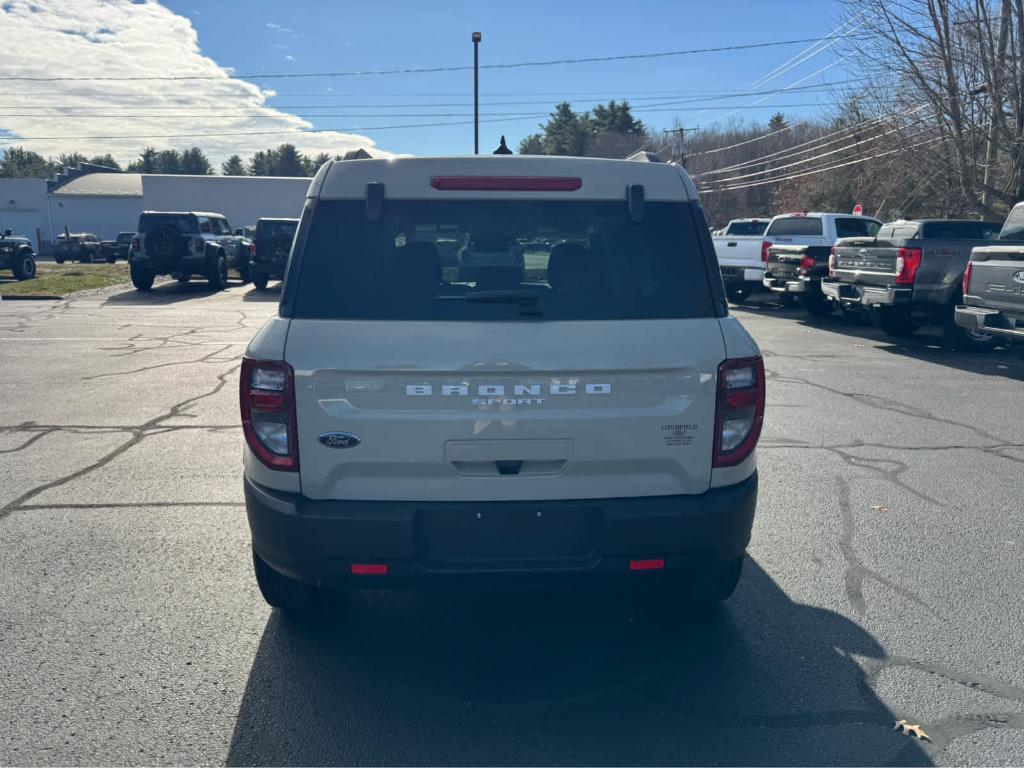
472, 32, 482, 155
662, 126, 697, 167
981, 0, 1011, 208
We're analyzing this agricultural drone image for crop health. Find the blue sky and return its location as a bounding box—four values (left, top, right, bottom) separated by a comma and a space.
165, 0, 853, 156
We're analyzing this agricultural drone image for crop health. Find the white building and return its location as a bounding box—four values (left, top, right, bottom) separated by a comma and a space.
0, 170, 314, 253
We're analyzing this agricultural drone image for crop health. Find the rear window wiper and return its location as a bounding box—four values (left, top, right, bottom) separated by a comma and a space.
437, 289, 543, 316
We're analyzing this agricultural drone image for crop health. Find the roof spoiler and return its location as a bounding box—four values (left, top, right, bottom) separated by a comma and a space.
625, 151, 663, 163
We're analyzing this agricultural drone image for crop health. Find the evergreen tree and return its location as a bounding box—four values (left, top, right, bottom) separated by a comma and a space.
221, 155, 246, 175
88, 154, 121, 170
518, 134, 544, 154
156, 149, 181, 174
180, 146, 212, 175
0, 147, 54, 178
541, 103, 588, 156
126, 147, 160, 173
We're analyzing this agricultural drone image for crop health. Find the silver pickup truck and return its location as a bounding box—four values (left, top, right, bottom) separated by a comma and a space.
955, 203, 1024, 356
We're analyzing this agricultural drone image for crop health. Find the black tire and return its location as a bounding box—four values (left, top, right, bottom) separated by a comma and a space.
130, 261, 155, 291
206, 254, 228, 291
725, 284, 750, 304
800, 290, 836, 317
874, 306, 918, 337
237, 259, 252, 284
12, 251, 37, 281
252, 550, 316, 613
778, 293, 799, 308
54, 257, 65, 264
944, 306, 998, 352
106, 253, 117, 264
252, 272, 270, 290
688, 554, 745, 604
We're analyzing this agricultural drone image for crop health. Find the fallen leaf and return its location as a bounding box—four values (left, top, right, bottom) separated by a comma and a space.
870, 505, 889, 513
894, 719, 931, 741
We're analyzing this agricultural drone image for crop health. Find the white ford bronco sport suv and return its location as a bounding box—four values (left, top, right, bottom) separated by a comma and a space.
241, 155, 764, 612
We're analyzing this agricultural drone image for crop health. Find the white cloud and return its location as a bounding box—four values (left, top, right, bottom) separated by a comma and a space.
284, 54, 295, 62
0, 1, 397, 167
266, 21, 293, 33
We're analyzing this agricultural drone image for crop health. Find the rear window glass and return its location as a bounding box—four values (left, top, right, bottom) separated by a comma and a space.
921, 221, 1001, 239
289, 200, 715, 321
725, 221, 768, 236
835, 218, 880, 238
766, 217, 823, 236
138, 214, 198, 234
999, 206, 1024, 242
258, 220, 298, 240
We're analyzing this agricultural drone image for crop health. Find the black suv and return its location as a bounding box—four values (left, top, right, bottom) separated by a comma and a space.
0, 229, 37, 280
249, 217, 298, 290
129, 211, 251, 291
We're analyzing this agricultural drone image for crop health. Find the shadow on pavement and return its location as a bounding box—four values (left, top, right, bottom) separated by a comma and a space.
242, 285, 283, 302
101, 278, 249, 305
226, 559, 929, 766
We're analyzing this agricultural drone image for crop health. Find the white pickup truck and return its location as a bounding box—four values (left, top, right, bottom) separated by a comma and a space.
712, 218, 770, 303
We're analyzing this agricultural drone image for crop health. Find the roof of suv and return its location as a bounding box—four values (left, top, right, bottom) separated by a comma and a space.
140, 210, 225, 218
311, 156, 699, 202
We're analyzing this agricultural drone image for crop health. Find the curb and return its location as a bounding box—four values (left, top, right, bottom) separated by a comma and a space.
0, 293, 63, 301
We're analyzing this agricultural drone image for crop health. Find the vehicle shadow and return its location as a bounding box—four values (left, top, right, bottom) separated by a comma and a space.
225, 560, 929, 766
101, 278, 251, 306
242, 285, 283, 302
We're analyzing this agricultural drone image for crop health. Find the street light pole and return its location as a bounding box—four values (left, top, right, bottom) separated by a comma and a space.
472, 32, 481, 155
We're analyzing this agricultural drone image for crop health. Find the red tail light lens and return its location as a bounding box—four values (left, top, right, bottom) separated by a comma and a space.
713, 357, 765, 468
430, 176, 582, 191
800, 254, 816, 273
130, 236, 140, 252
761, 240, 771, 264
240, 358, 298, 471
895, 247, 922, 285
962, 261, 973, 297
248, 242, 256, 257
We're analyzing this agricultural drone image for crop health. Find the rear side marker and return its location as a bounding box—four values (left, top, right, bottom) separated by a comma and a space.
351, 563, 389, 575
629, 559, 665, 571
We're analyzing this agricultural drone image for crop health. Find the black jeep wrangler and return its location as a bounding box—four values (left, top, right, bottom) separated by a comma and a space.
0, 229, 37, 281
249, 217, 298, 290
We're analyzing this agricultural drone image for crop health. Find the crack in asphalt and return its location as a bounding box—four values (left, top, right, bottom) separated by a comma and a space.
0, 364, 239, 522
81, 344, 237, 381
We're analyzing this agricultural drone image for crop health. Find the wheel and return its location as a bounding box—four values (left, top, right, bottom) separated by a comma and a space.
800, 290, 836, 317
130, 261, 155, 291
106, 253, 117, 264
206, 254, 228, 291
54, 257, 65, 264
252, 550, 316, 613
944, 305, 997, 351
725, 284, 750, 304
874, 306, 918, 337
778, 293, 798, 308
252, 272, 270, 290
144, 226, 187, 262
12, 252, 36, 280
687, 554, 745, 604
237, 259, 252, 284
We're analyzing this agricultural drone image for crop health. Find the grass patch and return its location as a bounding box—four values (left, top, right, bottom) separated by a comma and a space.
0, 263, 131, 298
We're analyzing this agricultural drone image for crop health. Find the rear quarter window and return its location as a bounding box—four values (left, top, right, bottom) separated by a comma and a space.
138, 214, 198, 234
286, 199, 717, 322
835, 218, 880, 238
725, 221, 768, 236
998, 205, 1024, 242
921, 221, 1001, 239
766, 217, 823, 236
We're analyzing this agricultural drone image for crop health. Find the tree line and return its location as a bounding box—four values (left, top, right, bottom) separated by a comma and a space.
0, 143, 353, 179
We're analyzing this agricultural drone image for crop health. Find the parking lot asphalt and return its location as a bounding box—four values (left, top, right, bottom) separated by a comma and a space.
1, 282, 1023, 766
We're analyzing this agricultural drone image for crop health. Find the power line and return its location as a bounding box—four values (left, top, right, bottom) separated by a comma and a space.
0, 35, 870, 82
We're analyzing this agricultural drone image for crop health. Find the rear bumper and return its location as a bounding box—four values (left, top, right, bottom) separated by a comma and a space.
720, 265, 765, 284
244, 473, 758, 587
762, 274, 808, 293
955, 305, 1024, 341
821, 280, 911, 307
250, 259, 286, 278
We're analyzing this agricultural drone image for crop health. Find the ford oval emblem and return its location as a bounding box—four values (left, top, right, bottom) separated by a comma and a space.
318, 432, 361, 449
1013, 270, 1024, 285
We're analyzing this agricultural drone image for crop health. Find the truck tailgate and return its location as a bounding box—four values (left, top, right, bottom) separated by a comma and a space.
831, 238, 899, 287
968, 246, 1024, 315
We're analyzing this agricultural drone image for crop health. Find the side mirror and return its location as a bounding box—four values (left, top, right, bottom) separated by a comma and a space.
3, 229, 11, 237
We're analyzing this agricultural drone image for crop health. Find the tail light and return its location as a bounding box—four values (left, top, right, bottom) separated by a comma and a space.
713, 357, 765, 468
800, 254, 816, 274
828, 246, 837, 278
194, 238, 206, 255
248, 242, 256, 257
761, 240, 771, 265
240, 358, 298, 471
895, 247, 922, 285
130, 236, 139, 252
962, 261, 973, 297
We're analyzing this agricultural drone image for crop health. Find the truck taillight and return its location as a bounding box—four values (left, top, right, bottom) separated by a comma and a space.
800, 254, 816, 273
828, 246, 836, 278
713, 357, 765, 468
130, 236, 139, 252
895, 247, 922, 285
962, 261, 973, 297
761, 240, 771, 265
248, 242, 256, 257
240, 358, 298, 472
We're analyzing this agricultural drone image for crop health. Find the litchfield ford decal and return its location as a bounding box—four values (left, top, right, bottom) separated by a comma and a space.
319, 432, 361, 449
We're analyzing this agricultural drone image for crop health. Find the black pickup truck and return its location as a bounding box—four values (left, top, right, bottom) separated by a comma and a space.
763, 243, 835, 315
955, 203, 1024, 356
821, 219, 1002, 349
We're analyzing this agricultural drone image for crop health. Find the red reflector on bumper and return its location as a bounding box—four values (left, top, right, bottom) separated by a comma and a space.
629, 559, 665, 571
351, 563, 388, 575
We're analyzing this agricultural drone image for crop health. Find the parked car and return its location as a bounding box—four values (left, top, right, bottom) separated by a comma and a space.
955, 203, 1024, 356
761, 212, 882, 307
129, 211, 251, 291
53, 232, 103, 264
241, 155, 764, 614
0, 228, 37, 281
711, 218, 770, 303
822, 218, 1001, 348
249, 217, 298, 290
456, 232, 526, 285
100, 231, 135, 264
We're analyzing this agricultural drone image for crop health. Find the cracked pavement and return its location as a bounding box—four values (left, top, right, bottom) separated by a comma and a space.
1, 283, 1023, 766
